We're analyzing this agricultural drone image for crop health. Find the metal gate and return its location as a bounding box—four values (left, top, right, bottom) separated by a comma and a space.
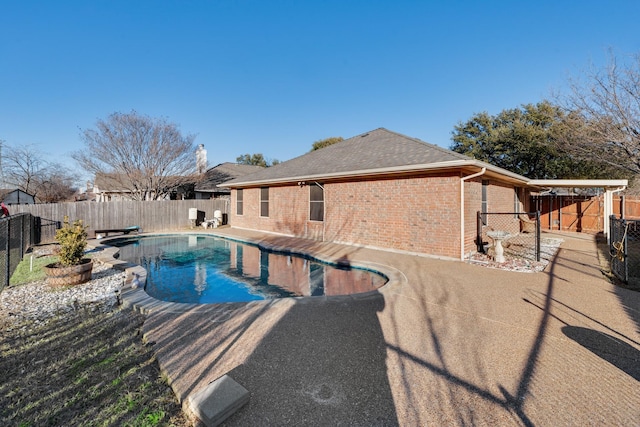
609, 215, 640, 285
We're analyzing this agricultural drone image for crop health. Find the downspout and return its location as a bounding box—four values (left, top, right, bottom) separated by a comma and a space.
460, 168, 486, 260
604, 186, 625, 243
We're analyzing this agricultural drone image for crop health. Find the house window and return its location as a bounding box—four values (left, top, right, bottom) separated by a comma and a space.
310, 184, 324, 221
260, 187, 269, 217
236, 189, 243, 215
514, 187, 521, 216
481, 179, 489, 224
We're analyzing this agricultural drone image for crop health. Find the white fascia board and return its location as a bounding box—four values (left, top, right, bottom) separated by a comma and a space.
528, 179, 628, 188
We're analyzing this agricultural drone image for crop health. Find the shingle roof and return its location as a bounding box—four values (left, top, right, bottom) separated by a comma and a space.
195, 163, 265, 192
94, 173, 131, 192
223, 128, 474, 186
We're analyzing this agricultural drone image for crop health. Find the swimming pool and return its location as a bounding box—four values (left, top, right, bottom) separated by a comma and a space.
108, 235, 387, 304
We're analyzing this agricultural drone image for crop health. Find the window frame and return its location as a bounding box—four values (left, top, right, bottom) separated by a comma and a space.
260, 187, 269, 217
236, 189, 244, 216
514, 186, 522, 217
309, 184, 324, 222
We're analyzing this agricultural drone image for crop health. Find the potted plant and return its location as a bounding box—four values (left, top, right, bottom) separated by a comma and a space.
43, 216, 94, 286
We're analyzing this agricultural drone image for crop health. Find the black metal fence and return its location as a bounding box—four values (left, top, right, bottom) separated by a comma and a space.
1, 214, 36, 291
33, 216, 61, 244
609, 215, 640, 286
477, 211, 541, 262
0, 213, 63, 291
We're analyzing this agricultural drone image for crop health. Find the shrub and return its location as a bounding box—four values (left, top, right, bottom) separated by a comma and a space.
55, 217, 89, 266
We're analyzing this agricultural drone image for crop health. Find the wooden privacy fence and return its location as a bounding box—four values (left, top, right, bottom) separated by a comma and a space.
9, 199, 230, 242
531, 194, 640, 234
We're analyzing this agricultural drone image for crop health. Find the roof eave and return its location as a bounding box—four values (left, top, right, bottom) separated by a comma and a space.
219, 159, 531, 188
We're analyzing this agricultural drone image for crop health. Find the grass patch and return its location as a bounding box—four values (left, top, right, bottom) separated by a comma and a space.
0, 308, 193, 426
9, 254, 58, 286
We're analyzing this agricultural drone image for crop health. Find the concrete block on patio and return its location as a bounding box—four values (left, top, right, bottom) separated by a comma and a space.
187, 374, 250, 426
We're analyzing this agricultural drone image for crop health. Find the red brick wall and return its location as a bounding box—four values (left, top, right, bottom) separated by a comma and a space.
232, 186, 323, 238
231, 173, 520, 259
323, 174, 461, 258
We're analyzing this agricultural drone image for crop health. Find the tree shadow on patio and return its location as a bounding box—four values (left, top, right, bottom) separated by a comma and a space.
222, 292, 397, 425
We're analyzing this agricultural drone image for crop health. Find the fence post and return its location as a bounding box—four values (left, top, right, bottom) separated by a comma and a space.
476, 211, 484, 253
623, 218, 629, 283
34, 216, 41, 244
19, 215, 24, 257
4, 219, 10, 289
535, 211, 541, 262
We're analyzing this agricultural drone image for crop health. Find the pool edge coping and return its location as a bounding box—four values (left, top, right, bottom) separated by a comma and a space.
88, 232, 407, 314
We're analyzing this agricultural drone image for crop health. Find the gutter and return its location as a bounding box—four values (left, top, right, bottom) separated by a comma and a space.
460, 167, 486, 260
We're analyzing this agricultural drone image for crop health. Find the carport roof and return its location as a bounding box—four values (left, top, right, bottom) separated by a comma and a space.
528, 179, 628, 189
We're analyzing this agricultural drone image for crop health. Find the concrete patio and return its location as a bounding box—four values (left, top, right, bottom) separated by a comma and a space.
119, 229, 640, 426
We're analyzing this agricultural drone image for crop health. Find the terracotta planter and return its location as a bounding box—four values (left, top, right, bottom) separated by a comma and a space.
44, 259, 94, 287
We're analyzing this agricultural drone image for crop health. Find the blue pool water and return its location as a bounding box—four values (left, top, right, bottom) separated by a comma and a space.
108, 235, 387, 304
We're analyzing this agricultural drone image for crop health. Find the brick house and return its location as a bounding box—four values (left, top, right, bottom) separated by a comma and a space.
220, 128, 544, 260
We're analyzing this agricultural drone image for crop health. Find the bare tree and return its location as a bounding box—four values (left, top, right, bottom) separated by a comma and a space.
74, 111, 198, 201
3, 144, 46, 195
1, 144, 78, 202
557, 50, 640, 175
34, 166, 79, 203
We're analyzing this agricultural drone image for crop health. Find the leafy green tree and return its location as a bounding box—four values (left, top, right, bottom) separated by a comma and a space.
450, 101, 624, 179
236, 153, 279, 167
310, 136, 343, 151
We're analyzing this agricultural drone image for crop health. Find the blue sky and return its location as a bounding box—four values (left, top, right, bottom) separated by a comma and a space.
1, 0, 639, 183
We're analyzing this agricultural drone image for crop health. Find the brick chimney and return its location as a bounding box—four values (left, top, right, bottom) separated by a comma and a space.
196, 144, 207, 174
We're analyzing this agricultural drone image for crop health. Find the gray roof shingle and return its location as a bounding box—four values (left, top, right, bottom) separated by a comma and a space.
195, 162, 265, 192
223, 128, 472, 186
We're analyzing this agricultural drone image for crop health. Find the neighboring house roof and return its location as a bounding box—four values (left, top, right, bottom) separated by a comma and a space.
221, 128, 530, 187
93, 173, 130, 193
195, 163, 264, 193
0, 189, 35, 204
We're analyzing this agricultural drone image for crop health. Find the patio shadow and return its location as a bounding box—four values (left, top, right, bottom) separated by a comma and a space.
562, 326, 639, 382
222, 292, 397, 425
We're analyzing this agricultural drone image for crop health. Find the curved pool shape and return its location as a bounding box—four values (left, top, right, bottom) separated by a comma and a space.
108, 235, 387, 304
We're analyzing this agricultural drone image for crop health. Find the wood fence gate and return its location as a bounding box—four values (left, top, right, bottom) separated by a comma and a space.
530, 194, 640, 234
